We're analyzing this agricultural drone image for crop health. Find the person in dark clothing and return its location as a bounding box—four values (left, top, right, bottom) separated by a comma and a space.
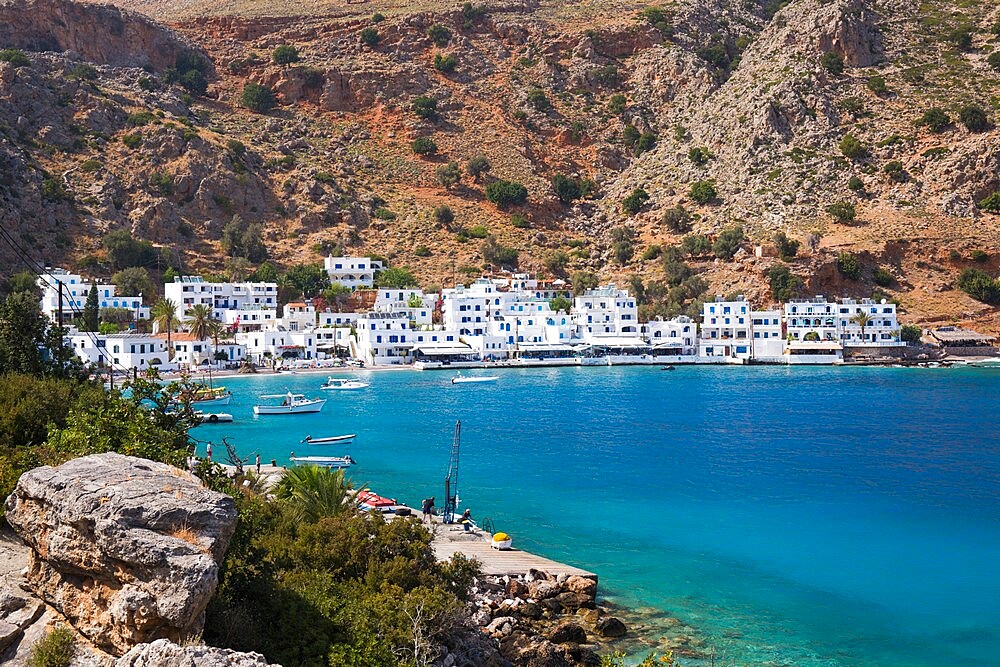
460, 508, 474, 531
422, 497, 435, 523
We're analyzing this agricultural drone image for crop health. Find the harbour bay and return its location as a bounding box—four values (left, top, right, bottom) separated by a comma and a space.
195, 365, 1000, 666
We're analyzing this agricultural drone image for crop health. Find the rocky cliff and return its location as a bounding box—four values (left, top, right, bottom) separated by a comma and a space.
0, 453, 275, 666
0, 0, 997, 332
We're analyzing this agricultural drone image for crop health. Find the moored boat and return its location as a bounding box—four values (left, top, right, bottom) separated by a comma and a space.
302, 433, 357, 444
451, 373, 499, 384
195, 411, 233, 424
320, 377, 370, 390
253, 393, 326, 415
289, 454, 356, 468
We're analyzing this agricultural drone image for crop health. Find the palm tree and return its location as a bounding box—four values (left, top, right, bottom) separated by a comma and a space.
274, 465, 356, 522
151, 298, 178, 359
850, 311, 872, 344
187, 303, 214, 342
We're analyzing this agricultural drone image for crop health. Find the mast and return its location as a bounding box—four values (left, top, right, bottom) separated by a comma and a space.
443, 420, 461, 524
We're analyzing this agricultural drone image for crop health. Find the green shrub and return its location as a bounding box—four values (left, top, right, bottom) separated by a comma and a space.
883, 160, 906, 182
662, 205, 690, 232
372, 12, 385, 22
826, 201, 856, 222
360, 27, 380, 47
41, 178, 70, 203
713, 225, 744, 260
773, 232, 799, 260
466, 225, 489, 239
240, 83, 276, 113
432, 204, 453, 225
80, 159, 102, 173
0, 49, 30, 67
373, 207, 396, 220
820, 51, 845, 75
427, 23, 452, 46
641, 245, 662, 261
689, 180, 717, 204
610, 226, 637, 264
949, 249, 962, 262
121, 132, 142, 149
916, 108, 950, 133
551, 174, 583, 204
768, 264, 801, 301
866, 75, 889, 96
433, 53, 456, 73
414, 245, 432, 257
989, 52, 1000, 72
466, 155, 491, 181
149, 172, 173, 196
272, 44, 300, 65
28, 626, 75, 667
485, 180, 528, 208
958, 105, 989, 132
873, 267, 894, 286
510, 213, 530, 228
839, 134, 868, 160
436, 161, 461, 188
980, 192, 1000, 213
412, 95, 438, 120
946, 28, 972, 51
621, 187, 650, 215
957, 268, 1000, 305
900, 324, 922, 343
527, 87, 549, 111
848, 175, 864, 191
410, 136, 437, 155
836, 251, 862, 280
481, 235, 518, 267
66, 63, 99, 81
970, 249, 989, 262
608, 94, 626, 114
688, 146, 711, 166
681, 234, 711, 255
126, 111, 156, 126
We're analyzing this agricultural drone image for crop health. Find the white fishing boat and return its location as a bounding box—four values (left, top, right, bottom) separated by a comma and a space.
253, 393, 326, 415
320, 377, 370, 390
289, 454, 356, 468
302, 433, 357, 445
451, 373, 499, 384
195, 411, 233, 424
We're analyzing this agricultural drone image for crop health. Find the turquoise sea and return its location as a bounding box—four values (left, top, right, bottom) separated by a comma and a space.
193, 365, 1000, 666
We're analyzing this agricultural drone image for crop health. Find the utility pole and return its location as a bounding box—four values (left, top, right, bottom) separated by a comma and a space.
57, 280, 64, 327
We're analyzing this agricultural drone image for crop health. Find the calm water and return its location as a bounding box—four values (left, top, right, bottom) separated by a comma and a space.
193, 366, 1000, 666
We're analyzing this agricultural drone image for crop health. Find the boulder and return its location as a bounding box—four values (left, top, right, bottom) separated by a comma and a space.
595, 616, 627, 638
564, 576, 597, 598
548, 621, 587, 645
116, 638, 278, 666
4, 453, 237, 655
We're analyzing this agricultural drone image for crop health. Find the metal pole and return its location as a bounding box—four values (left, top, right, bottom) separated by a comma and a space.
57, 280, 63, 326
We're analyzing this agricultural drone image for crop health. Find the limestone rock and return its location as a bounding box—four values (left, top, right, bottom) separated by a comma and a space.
4, 453, 237, 655
595, 616, 627, 638
116, 638, 279, 667
548, 621, 587, 644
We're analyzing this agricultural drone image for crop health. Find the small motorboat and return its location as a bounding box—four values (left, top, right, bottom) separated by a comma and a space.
195, 411, 233, 424
302, 433, 357, 445
660, 365, 676, 371
253, 393, 326, 415
451, 373, 499, 384
289, 454, 356, 468
320, 377, 370, 390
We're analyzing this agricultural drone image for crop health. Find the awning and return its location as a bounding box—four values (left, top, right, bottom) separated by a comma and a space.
516, 342, 577, 352
410, 344, 476, 356
587, 336, 651, 348
787, 340, 843, 350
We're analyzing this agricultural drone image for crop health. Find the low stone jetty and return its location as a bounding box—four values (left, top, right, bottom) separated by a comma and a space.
431, 524, 596, 579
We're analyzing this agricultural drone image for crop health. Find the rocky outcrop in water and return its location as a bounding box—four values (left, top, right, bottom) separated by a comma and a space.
4, 453, 237, 655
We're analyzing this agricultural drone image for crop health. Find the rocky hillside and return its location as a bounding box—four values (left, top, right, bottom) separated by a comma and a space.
1, 0, 998, 331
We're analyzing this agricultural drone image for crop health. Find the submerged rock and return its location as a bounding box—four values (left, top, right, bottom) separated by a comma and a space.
4, 453, 237, 655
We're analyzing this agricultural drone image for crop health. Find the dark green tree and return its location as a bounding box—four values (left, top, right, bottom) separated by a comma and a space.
83, 282, 99, 332
240, 83, 276, 113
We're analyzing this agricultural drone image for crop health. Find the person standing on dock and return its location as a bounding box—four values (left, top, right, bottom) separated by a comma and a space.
206, 442, 212, 461
460, 508, 474, 532
422, 496, 435, 523
255, 453, 261, 475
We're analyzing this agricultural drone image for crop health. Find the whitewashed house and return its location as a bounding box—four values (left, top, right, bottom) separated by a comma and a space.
236, 330, 317, 365
279, 302, 317, 331
835, 299, 903, 348
573, 285, 639, 340
750, 309, 785, 361
66, 331, 170, 370
324, 256, 384, 289
39, 269, 148, 323
698, 297, 752, 360
643, 316, 698, 356
165, 276, 278, 331
784, 297, 843, 363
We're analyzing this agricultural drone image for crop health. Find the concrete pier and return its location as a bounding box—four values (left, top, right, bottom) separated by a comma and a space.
431, 523, 596, 579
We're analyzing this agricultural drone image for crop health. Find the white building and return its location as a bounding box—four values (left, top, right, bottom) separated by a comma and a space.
353, 312, 414, 365
643, 316, 698, 356
279, 302, 317, 331
165, 276, 278, 331
698, 296, 752, 360
236, 330, 317, 365
573, 285, 639, 340
324, 256, 384, 289
750, 309, 785, 361
442, 279, 506, 337
374, 288, 434, 327
39, 269, 148, 323
67, 331, 169, 370
784, 297, 843, 363
834, 299, 903, 348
